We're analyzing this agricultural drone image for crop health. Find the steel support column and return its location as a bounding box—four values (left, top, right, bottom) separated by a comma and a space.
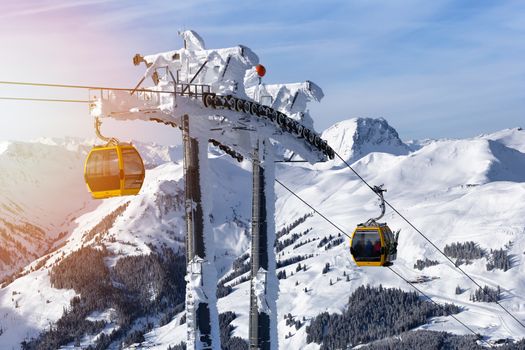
249, 141, 271, 350
182, 114, 213, 349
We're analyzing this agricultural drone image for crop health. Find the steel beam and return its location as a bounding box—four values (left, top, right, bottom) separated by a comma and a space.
249, 141, 271, 350
182, 114, 213, 349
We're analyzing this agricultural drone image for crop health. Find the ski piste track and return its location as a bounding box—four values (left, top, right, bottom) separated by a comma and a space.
0, 29, 524, 349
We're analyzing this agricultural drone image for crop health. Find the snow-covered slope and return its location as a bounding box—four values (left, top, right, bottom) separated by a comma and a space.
0, 138, 183, 281
263, 126, 525, 348
0, 143, 252, 347
0, 140, 94, 280
0, 121, 525, 348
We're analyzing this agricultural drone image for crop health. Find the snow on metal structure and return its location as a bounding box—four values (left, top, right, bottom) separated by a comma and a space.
244, 78, 324, 130
90, 30, 332, 349
90, 30, 333, 164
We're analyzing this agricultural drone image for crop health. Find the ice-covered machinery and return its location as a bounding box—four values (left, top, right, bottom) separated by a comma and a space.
90, 30, 333, 350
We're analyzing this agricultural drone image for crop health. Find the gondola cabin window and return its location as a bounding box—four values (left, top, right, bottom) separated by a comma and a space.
85, 148, 120, 192
352, 230, 382, 262
122, 148, 144, 189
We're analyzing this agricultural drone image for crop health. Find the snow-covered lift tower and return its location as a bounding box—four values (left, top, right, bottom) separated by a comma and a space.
90, 30, 333, 349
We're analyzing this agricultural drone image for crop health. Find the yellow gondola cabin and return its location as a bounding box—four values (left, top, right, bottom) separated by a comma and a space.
350, 223, 397, 267
349, 185, 399, 267
84, 143, 145, 199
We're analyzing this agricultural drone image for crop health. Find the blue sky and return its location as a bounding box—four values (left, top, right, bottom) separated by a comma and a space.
0, 0, 523, 143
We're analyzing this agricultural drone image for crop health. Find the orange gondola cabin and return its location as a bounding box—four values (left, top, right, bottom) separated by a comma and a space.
84, 143, 145, 199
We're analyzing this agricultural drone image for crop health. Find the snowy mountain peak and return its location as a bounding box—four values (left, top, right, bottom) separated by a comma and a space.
480, 126, 525, 153
321, 117, 410, 163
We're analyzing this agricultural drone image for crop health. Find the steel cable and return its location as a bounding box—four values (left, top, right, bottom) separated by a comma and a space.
275, 177, 493, 347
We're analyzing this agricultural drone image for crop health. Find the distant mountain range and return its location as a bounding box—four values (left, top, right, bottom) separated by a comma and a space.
0, 119, 524, 349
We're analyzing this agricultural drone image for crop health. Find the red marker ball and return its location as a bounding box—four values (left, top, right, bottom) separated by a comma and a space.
255, 64, 266, 77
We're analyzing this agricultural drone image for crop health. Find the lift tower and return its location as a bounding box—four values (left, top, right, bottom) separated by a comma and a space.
90, 30, 332, 350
